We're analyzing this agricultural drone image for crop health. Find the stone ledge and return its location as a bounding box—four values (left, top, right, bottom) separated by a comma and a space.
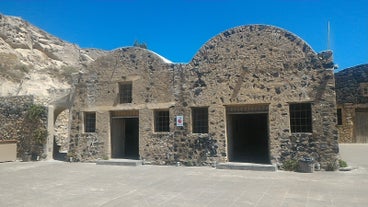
0, 140, 18, 144
339, 166, 354, 171
216, 162, 277, 171
96, 159, 143, 166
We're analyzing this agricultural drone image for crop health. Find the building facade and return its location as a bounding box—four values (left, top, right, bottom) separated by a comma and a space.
335, 64, 368, 143
68, 25, 339, 168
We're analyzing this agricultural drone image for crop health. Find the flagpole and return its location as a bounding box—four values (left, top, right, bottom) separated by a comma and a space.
327, 21, 331, 50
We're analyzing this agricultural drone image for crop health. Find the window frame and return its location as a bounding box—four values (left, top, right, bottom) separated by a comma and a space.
119, 82, 132, 104
337, 108, 343, 126
360, 83, 368, 97
84, 112, 96, 133
289, 103, 312, 133
192, 107, 209, 133
154, 110, 170, 132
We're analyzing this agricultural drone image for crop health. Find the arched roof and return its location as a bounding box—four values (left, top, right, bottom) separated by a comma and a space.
112, 47, 172, 64
191, 24, 316, 63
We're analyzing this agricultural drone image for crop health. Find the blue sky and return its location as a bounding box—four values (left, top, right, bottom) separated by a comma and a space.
0, 0, 367, 71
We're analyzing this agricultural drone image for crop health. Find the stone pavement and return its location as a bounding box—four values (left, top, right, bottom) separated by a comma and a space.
0, 144, 367, 207
339, 143, 368, 169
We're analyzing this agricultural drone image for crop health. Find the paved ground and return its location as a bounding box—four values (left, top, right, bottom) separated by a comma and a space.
0, 144, 367, 207
339, 143, 368, 169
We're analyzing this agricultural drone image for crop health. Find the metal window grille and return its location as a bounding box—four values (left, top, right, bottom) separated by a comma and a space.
192, 107, 208, 133
289, 103, 312, 133
84, 112, 96, 133
154, 110, 169, 132
119, 83, 132, 103
337, 109, 343, 125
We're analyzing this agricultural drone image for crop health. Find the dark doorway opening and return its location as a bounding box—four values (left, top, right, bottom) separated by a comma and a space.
111, 118, 139, 159
228, 113, 269, 164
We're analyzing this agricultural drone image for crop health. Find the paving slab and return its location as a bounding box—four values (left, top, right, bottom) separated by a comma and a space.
339, 143, 368, 170
0, 144, 367, 207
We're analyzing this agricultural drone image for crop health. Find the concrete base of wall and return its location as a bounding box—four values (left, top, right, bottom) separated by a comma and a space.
96, 159, 143, 166
216, 162, 277, 171
0, 141, 17, 162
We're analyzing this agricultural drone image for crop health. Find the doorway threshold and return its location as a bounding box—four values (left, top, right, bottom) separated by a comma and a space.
216, 162, 277, 171
96, 159, 143, 166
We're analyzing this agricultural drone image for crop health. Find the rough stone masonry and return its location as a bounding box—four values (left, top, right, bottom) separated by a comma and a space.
67, 25, 339, 169
0, 95, 47, 160
335, 64, 368, 143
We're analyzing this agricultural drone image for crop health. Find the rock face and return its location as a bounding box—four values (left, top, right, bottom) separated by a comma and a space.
0, 14, 108, 157
68, 25, 339, 169
0, 14, 107, 102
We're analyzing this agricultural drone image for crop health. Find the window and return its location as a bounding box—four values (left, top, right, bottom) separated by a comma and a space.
361, 83, 368, 97
84, 112, 96, 133
154, 110, 169, 132
119, 82, 132, 103
289, 103, 312, 133
192, 107, 208, 133
337, 108, 343, 125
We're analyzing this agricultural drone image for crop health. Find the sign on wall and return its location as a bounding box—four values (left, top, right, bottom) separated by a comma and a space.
176, 115, 183, 127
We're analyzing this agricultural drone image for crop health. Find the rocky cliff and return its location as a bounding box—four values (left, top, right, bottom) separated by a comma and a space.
0, 14, 108, 103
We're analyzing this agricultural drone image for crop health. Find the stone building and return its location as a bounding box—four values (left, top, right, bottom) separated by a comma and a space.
335, 64, 368, 143
67, 25, 339, 168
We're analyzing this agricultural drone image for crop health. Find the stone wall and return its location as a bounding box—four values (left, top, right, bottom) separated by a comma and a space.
335, 64, 368, 104
68, 48, 176, 162
69, 25, 339, 169
54, 109, 69, 152
337, 104, 355, 143
178, 25, 338, 167
335, 64, 368, 143
0, 95, 47, 160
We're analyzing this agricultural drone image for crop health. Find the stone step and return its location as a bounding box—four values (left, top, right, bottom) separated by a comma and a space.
96, 159, 143, 166
216, 162, 277, 171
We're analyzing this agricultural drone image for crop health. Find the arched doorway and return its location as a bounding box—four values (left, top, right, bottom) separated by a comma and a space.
46, 89, 72, 160
53, 109, 70, 160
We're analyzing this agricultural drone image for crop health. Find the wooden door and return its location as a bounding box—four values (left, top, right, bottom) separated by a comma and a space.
355, 109, 368, 143
111, 118, 125, 158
